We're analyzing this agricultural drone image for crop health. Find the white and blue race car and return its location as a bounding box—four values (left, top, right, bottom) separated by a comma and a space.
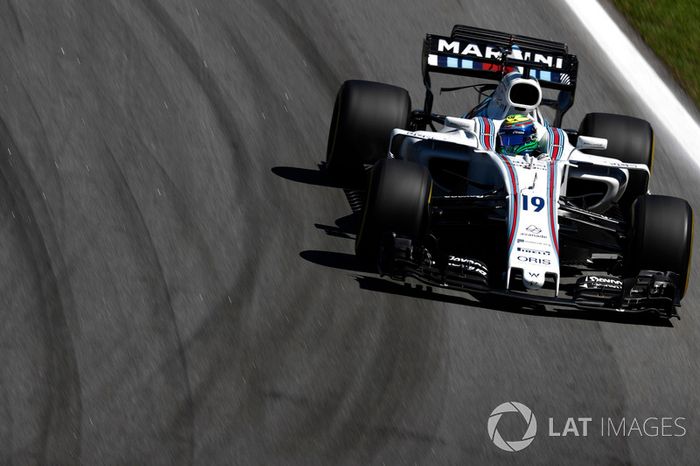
326, 25, 693, 318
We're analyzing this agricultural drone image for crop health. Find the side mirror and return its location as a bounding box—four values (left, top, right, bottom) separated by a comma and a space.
576, 135, 608, 151
444, 116, 476, 133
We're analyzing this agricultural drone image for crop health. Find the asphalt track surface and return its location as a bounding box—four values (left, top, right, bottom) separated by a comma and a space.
0, 1, 698, 464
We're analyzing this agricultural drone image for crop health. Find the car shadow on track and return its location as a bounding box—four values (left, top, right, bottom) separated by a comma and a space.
272, 164, 367, 214
273, 164, 673, 328
300, 249, 673, 327
271, 165, 340, 188
313, 213, 360, 240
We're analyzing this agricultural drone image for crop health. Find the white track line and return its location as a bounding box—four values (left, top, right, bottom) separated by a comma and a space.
563, 0, 700, 168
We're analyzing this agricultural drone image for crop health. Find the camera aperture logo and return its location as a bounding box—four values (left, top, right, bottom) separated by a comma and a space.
487, 402, 537, 452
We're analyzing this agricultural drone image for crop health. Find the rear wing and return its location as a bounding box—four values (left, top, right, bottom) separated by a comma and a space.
420, 25, 579, 125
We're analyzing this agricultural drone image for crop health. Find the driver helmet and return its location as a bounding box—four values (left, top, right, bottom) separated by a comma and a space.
497, 114, 540, 156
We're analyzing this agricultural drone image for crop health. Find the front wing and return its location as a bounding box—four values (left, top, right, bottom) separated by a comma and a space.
379, 236, 680, 319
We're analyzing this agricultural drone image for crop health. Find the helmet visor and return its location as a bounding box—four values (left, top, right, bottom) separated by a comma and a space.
499, 131, 529, 148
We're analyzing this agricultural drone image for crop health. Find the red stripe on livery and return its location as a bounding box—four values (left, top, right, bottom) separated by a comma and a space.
548, 163, 559, 253
551, 129, 562, 161
482, 118, 492, 150
501, 156, 518, 245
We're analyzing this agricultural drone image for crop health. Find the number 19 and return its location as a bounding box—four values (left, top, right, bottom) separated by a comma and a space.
522, 194, 545, 212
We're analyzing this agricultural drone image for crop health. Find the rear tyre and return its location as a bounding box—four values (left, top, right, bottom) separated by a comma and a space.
356, 159, 431, 264
578, 113, 654, 208
625, 194, 693, 298
326, 80, 411, 185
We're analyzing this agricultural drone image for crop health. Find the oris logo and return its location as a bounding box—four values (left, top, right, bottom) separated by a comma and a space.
525, 225, 543, 234
518, 256, 551, 265
487, 402, 537, 452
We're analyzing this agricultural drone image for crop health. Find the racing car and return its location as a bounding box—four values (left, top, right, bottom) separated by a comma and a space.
325, 25, 693, 318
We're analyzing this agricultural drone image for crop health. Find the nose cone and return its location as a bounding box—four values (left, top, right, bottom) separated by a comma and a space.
522, 270, 546, 289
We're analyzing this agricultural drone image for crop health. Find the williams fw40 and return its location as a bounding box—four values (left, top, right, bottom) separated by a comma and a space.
326, 25, 693, 318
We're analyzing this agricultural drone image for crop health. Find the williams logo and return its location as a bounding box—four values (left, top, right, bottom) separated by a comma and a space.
487, 402, 537, 452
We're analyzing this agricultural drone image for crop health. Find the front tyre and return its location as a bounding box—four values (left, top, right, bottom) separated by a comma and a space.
625, 194, 693, 298
356, 159, 431, 264
326, 80, 411, 186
